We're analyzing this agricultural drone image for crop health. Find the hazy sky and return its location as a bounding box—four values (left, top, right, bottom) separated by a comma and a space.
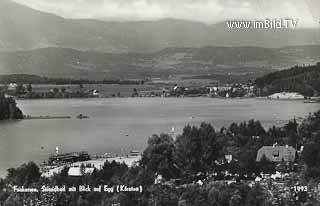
12, 0, 320, 27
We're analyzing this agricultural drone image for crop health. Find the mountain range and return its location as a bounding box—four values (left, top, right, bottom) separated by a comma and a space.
1, 0, 320, 53
0, 46, 320, 80
1, 0, 320, 80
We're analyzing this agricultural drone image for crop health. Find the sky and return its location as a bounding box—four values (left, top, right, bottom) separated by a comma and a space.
12, 0, 320, 27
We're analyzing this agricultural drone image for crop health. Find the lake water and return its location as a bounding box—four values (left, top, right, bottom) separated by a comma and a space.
0, 98, 319, 177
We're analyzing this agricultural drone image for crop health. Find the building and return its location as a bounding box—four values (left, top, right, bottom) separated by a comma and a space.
7, 83, 18, 91
68, 166, 95, 176
256, 145, 296, 162
48, 151, 90, 165
92, 89, 99, 96
225, 154, 233, 163
268, 92, 304, 100
128, 150, 141, 158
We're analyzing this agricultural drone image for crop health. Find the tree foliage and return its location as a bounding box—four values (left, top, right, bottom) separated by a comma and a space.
0, 92, 23, 120
175, 123, 220, 176
140, 134, 179, 180
6, 162, 41, 186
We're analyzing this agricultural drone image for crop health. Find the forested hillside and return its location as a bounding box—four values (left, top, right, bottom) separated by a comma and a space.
0, 92, 23, 120
255, 63, 320, 97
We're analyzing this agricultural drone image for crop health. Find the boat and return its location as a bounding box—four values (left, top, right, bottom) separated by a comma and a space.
304, 96, 320, 103
76, 114, 89, 119
24, 115, 71, 119
128, 150, 141, 158
304, 100, 319, 103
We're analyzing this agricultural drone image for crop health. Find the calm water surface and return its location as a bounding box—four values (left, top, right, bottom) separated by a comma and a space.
0, 98, 319, 177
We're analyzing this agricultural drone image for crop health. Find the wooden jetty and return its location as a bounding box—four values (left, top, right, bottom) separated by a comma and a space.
24, 115, 71, 119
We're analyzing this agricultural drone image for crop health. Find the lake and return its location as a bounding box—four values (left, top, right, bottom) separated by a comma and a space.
0, 98, 319, 177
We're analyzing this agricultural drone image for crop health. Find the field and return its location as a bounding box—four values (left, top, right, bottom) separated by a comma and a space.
30, 84, 163, 97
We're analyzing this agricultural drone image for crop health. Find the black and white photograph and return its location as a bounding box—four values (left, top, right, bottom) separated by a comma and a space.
0, 0, 320, 205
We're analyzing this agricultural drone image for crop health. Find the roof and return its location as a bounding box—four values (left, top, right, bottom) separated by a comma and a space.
68, 167, 95, 176
256, 146, 296, 162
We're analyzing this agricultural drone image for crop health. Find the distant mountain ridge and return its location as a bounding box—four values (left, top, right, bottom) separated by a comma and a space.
0, 46, 319, 80
0, 0, 320, 52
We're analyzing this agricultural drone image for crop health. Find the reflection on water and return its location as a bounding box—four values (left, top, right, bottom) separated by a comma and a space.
0, 98, 319, 177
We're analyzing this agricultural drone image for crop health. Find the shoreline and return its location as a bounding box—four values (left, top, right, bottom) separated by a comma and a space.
14, 96, 318, 101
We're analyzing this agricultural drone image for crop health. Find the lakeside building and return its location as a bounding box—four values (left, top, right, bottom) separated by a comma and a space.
7, 83, 18, 91
268, 92, 304, 100
68, 166, 95, 176
41, 150, 141, 177
128, 150, 140, 158
92, 89, 100, 97
48, 151, 90, 165
256, 145, 296, 162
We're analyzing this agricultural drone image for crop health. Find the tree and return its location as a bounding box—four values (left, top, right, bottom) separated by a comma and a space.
245, 185, 272, 206
238, 146, 259, 176
302, 142, 320, 179
150, 185, 179, 206
299, 111, 320, 142
284, 119, 301, 146
0, 95, 23, 119
132, 88, 138, 97
6, 162, 41, 186
15, 83, 25, 95
80, 163, 86, 176
27, 83, 32, 93
51, 166, 69, 186
61, 87, 66, 93
140, 134, 179, 179
181, 185, 208, 206
3, 193, 23, 206
97, 161, 128, 184
229, 190, 242, 206
77, 195, 89, 206
257, 155, 275, 174
175, 123, 220, 176
52, 87, 59, 93
207, 186, 231, 206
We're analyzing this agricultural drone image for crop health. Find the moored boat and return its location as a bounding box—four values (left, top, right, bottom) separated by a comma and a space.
77, 114, 89, 119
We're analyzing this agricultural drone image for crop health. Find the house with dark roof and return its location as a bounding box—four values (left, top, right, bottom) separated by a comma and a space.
256, 145, 296, 162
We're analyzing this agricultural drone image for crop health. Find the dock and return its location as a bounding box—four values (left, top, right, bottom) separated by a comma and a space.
24, 115, 71, 119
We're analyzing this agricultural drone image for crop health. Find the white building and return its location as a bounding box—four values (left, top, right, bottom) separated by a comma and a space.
7, 83, 18, 91
268, 92, 304, 100
68, 167, 95, 176
92, 89, 99, 96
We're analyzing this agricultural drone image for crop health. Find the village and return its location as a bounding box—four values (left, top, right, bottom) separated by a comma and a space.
2, 80, 319, 101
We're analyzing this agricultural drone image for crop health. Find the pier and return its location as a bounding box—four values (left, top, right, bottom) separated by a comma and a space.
24, 115, 71, 120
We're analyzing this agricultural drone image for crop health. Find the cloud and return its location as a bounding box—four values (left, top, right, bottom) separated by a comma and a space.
12, 0, 319, 27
